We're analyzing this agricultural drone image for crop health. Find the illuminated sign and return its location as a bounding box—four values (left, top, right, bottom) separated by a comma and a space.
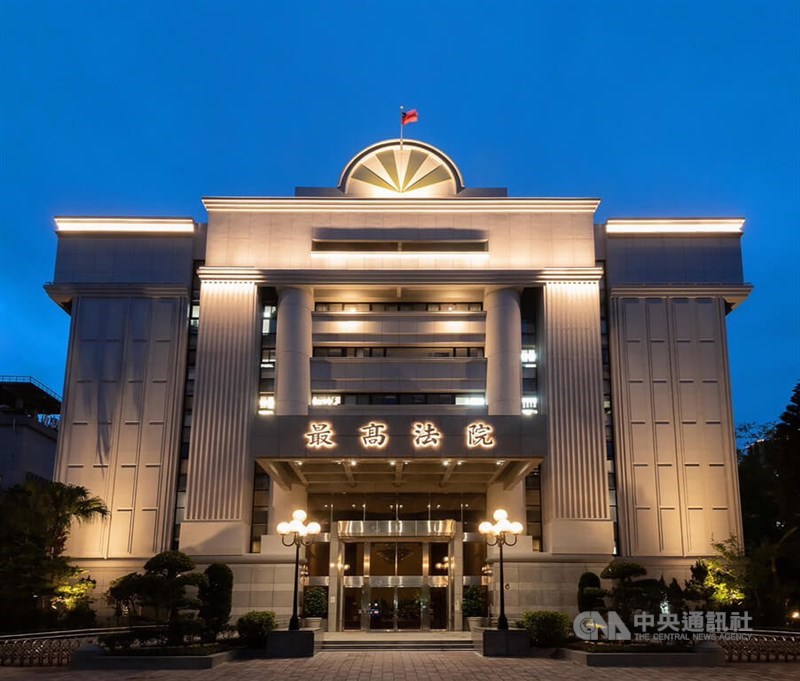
312, 394, 342, 406
466, 421, 495, 449
359, 422, 388, 449
412, 421, 442, 449
305, 422, 336, 449
302, 419, 500, 452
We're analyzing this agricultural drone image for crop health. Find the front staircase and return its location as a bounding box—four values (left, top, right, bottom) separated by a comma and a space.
321, 631, 474, 652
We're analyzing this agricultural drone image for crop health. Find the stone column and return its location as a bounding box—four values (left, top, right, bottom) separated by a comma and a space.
484, 287, 521, 415
541, 281, 613, 555
181, 280, 260, 555
275, 286, 313, 415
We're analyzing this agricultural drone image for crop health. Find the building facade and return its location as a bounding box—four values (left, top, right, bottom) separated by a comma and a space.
47, 139, 750, 629
0, 376, 61, 488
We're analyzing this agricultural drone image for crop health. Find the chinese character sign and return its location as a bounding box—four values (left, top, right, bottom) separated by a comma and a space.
466, 421, 495, 449
360, 421, 389, 449
305, 422, 336, 449
412, 421, 442, 449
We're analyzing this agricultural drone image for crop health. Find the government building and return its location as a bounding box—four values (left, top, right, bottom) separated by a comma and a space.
46, 139, 750, 630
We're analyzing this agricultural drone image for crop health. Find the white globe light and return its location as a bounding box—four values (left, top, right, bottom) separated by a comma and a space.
277, 521, 290, 535
493, 508, 508, 522
478, 521, 493, 534
292, 509, 307, 522
307, 521, 321, 535
289, 519, 302, 533
510, 521, 524, 534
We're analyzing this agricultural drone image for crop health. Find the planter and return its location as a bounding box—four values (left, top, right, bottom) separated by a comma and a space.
465, 616, 486, 632
559, 642, 726, 667
303, 617, 324, 630
71, 645, 236, 670
475, 628, 531, 657
264, 629, 320, 658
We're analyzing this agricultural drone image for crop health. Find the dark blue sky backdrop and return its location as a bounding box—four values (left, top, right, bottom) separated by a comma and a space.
1, 1, 797, 426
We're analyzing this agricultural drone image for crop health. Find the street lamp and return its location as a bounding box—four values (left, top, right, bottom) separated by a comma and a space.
277, 509, 321, 631
479, 509, 523, 630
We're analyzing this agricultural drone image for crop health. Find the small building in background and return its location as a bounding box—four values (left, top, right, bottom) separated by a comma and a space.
0, 376, 61, 488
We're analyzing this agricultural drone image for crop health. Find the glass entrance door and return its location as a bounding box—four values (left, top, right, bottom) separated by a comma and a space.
340, 540, 448, 631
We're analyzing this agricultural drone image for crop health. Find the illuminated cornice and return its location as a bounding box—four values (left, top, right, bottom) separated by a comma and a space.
201, 197, 601, 214
609, 284, 753, 308
605, 218, 744, 235
54, 217, 195, 234
196, 266, 605, 285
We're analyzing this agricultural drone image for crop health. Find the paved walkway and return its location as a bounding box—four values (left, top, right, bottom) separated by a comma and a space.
0, 653, 798, 681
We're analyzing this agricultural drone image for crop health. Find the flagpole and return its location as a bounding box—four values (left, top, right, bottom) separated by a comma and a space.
399, 105, 404, 151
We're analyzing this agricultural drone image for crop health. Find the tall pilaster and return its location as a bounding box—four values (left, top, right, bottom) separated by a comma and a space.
275, 286, 313, 415
484, 287, 521, 415
181, 280, 260, 555
541, 281, 613, 555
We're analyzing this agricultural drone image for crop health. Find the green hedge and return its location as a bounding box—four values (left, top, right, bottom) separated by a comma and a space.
236, 610, 277, 647
520, 610, 570, 647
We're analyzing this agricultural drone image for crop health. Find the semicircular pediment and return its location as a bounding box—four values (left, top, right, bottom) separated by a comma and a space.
339, 140, 464, 197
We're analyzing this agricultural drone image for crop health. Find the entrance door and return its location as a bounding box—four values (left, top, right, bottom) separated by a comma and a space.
396, 587, 422, 629
343, 587, 363, 630
340, 541, 447, 631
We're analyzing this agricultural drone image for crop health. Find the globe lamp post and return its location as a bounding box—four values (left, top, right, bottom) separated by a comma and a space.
479, 509, 523, 630
277, 509, 321, 631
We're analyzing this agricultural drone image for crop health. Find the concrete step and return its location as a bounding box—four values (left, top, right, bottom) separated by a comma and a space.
322, 640, 474, 651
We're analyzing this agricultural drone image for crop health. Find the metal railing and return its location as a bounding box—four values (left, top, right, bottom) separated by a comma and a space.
0, 627, 138, 667
720, 629, 800, 663
0, 375, 62, 402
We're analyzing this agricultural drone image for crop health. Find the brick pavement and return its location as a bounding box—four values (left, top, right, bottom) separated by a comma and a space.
0, 653, 798, 681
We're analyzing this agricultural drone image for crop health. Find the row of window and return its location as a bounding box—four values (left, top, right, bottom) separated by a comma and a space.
315, 302, 483, 313
313, 346, 485, 358
309, 392, 487, 406
312, 240, 487, 253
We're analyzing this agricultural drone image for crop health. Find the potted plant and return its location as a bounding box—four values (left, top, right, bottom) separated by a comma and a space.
302, 586, 328, 630
462, 585, 487, 631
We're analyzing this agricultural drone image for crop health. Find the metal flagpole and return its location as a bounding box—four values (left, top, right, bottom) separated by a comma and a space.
399, 105, 404, 151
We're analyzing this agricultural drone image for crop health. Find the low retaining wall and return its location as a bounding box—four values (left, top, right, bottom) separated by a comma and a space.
560, 643, 726, 667
71, 646, 236, 670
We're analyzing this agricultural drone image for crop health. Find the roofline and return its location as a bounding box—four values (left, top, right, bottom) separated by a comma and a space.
54, 217, 196, 235
605, 218, 745, 234
201, 197, 602, 214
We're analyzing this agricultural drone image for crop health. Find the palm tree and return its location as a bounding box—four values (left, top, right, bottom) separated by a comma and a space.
0, 481, 108, 629
34, 481, 109, 560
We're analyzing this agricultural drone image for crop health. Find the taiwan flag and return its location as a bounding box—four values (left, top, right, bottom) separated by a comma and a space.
401, 109, 419, 125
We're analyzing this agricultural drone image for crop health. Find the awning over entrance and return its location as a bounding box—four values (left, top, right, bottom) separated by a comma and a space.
337, 520, 456, 538
256, 457, 540, 493
253, 413, 545, 492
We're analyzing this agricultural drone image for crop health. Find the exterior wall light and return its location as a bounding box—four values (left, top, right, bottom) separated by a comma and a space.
277, 509, 321, 630
479, 509, 523, 630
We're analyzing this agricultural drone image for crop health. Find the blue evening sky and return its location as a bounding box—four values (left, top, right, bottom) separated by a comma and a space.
0, 0, 797, 427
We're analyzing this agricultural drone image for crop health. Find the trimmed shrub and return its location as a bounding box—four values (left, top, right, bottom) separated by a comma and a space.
600, 560, 647, 581
199, 563, 234, 642
521, 610, 570, 647
577, 571, 603, 611
303, 586, 328, 618
236, 610, 277, 647
462, 585, 487, 617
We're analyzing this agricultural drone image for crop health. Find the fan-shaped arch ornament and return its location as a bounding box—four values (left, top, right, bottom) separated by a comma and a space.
340, 140, 464, 197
